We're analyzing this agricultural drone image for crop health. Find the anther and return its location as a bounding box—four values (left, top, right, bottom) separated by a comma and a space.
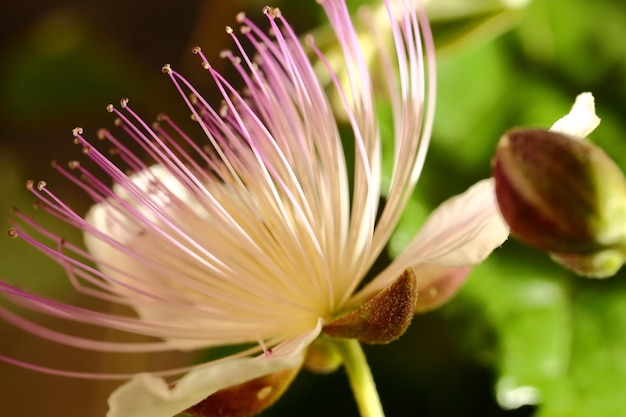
157, 113, 169, 122
240, 25, 251, 34
219, 101, 228, 117
68, 161, 80, 169
7, 228, 18, 238
264, 7, 281, 18
120, 98, 129, 108
225, 26, 234, 34
114, 118, 122, 127
106, 104, 115, 113
50, 160, 58, 168
37, 181, 47, 191
97, 128, 108, 140
191, 46, 201, 54
25, 180, 34, 190
72, 127, 83, 137
162, 64, 172, 74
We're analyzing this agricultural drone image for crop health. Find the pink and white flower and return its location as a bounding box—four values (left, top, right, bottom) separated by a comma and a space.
0, 1, 508, 416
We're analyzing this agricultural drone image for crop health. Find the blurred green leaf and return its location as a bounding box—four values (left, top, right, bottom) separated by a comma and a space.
452, 251, 626, 417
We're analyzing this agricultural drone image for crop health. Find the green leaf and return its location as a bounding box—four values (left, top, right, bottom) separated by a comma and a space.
453, 249, 626, 416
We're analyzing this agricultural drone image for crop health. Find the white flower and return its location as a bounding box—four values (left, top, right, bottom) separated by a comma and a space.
0, 1, 508, 415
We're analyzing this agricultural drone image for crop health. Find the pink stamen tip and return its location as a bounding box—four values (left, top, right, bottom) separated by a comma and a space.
106, 104, 114, 113
262, 6, 271, 15
120, 98, 129, 108
72, 127, 83, 136
96, 128, 107, 140
257, 338, 272, 357
236, 12, 246, 23
50, 160, 58, 168
68, 161, 80, 169
25, 180, 35, 190
225, 26, 234, 34
267, 7, 281, 18
161, 64, 172, 74
7, 228, 18, 238
191, 46, 201, 54
37, 181, 47, 191
240, 25, 251, 35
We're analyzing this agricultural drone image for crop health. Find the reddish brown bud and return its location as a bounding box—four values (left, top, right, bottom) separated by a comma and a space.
493, 128, 626, 277
322, 267, 417, 344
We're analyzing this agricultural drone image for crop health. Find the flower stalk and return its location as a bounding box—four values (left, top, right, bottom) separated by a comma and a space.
335, 338, 385, 417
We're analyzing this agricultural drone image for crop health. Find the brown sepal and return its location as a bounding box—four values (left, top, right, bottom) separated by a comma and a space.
184, 366, 299, 417
322, 267, 418, 344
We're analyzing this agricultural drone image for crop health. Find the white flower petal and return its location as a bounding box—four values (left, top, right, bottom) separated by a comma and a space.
411, 263, 472, 312
107, 320, 322, 417
352, 179, 508, 304
84, 165, 206, 248
549, 92, 600, 139
396, 178, 508, 267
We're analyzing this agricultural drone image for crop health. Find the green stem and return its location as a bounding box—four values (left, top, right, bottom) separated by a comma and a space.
335, 338, 385, 417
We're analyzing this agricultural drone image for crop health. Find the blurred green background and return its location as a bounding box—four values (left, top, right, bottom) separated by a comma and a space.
1, 0, 626, 416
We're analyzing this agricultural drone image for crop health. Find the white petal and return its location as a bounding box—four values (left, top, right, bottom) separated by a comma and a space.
411, 263, 472, 312
106, 320, 322, 417
396, 178, 508, 267
549, 92, 601, 139
353, 179, 508, 304
84, 165, 206, 248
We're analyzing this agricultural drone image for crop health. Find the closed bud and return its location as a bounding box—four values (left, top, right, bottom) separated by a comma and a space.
303, 337, 343, 374
493, 128, 626, 278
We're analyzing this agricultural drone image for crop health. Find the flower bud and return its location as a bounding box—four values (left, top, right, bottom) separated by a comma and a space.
303, 337, 343, 374
492, 128, 626, 278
